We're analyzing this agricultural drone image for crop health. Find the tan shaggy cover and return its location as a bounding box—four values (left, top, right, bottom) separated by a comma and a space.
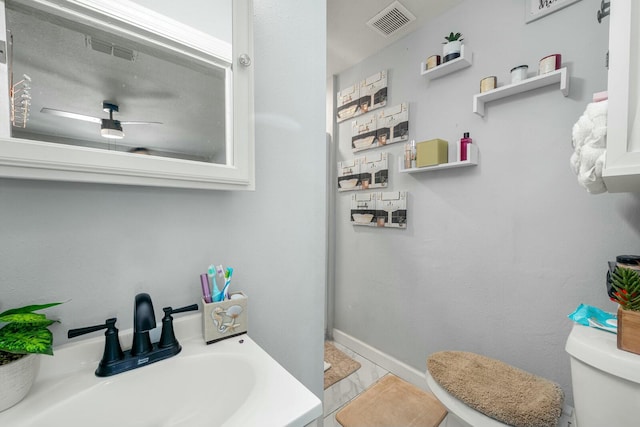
427, 351, 564, 427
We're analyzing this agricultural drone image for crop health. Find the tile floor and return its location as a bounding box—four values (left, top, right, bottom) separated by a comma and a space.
322, 341, 389, 427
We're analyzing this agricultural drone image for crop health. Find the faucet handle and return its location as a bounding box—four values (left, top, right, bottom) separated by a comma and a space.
68, 318, 124, 364
167, 303, 199, 315
68, 317, 118, 338
158, 303, 199, 349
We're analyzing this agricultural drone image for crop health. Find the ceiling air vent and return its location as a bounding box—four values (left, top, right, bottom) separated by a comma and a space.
366, 1, 416, 38
86, 36, 137, 62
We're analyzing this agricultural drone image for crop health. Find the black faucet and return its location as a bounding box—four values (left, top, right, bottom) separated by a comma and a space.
68, 293, 198, 377
131, 293, 156, 356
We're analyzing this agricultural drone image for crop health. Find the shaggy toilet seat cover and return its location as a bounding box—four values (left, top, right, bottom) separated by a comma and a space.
427, 351, 564, 427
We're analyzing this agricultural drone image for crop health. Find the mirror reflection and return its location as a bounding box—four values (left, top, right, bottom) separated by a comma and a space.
6, 0, 231, 163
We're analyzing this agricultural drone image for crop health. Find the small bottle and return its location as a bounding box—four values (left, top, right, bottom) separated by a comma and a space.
460, 132, 472, 161
404, 142, 412, 169
410, 140, 416, 168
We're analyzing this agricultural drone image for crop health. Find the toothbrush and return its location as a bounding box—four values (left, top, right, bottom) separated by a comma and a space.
200, 273, 212, 303
215, 265, 226, 301
221, 267, 233, 300
208, 265, 222, 302
216, 264, 225, 279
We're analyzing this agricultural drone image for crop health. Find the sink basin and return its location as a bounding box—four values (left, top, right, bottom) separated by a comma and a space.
0, 315, 321, 427
28, 355, 255, 426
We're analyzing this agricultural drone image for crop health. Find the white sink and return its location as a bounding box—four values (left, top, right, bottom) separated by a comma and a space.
0, 314, 322, 427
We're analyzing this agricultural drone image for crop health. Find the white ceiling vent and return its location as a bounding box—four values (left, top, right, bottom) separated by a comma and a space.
366, 1, 416, 38
85, 36, 137, 62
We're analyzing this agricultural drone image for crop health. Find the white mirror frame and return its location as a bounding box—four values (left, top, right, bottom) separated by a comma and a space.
0, 0, 254, 190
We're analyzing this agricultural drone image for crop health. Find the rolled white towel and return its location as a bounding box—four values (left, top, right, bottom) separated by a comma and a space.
572, 101, 607, 149
571, 100, 608, 194
576, 146, 607, 194
570, 151, 580, 176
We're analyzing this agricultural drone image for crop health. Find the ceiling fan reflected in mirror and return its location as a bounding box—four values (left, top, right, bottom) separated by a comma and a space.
40, 101, 163, 139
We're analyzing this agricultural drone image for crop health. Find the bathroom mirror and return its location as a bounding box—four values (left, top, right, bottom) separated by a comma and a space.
0, 0, 254, 190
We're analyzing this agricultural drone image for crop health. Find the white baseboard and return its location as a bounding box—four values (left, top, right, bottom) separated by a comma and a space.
332, 328, 428, 390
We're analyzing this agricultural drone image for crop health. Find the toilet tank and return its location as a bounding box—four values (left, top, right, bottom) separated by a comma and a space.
566, 324, 640, 427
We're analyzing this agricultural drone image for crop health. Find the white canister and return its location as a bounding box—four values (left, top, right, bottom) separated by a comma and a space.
510, 65, 528, 83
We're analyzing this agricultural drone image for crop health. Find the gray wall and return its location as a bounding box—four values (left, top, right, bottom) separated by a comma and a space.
332, 0, 639, 406
0, 0, 327, 399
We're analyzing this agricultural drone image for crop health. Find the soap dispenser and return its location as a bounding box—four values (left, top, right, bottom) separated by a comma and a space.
460, 132, 472, 161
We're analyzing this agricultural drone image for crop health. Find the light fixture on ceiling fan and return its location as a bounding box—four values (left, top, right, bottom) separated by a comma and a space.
100, 102, 124, 139
40, 101, 162, 140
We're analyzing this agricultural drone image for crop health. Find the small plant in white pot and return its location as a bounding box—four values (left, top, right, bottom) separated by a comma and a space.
0, 302, 62, 412
442, 32, 463, 63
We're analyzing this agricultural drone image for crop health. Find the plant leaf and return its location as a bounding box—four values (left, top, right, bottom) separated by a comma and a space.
0, 323, 53, 355
0, 312, 56, 326
611, 267, 640, 310
0, 302, 63, 318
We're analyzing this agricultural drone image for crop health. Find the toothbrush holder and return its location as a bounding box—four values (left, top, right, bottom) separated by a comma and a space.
202, 292, 248, 344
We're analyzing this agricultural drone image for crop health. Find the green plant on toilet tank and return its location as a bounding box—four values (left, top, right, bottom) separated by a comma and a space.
442, 31, 463, 63
610, 267, 640, 355
0, 302, 62, 365
611, 267, 640, 311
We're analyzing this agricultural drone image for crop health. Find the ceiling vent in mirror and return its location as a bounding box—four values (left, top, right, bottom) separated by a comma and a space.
85, 36, 137, 61
366, 1, 416, 38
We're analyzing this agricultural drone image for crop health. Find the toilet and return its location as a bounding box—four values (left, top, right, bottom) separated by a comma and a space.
426, 325, 640, 427
426, 350, 564, 427
566, 323, 640, 427
426, 372, 510, 427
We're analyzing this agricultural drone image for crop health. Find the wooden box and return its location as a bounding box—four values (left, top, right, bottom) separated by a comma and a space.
617, 306, 640, 355
416, 139, 448, 167
202, 292, 248, 344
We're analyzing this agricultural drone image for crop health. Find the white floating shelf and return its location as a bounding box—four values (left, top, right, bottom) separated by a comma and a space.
473, 67, 569, 117
420, 45, 473, 80
399, 143, 478, 174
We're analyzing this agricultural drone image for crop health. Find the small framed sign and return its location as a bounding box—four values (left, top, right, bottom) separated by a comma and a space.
525, 0, 581, 23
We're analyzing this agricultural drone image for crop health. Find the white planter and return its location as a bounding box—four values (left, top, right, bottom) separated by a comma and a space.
0, 354, 40, 412
442, 41, 462, 63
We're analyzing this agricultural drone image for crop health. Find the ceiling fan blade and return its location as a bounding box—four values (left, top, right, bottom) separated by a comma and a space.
40, 108, 102, 124
119, 121, 163, 125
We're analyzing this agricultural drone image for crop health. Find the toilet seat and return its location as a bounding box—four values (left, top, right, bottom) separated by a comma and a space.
426, 372, 511, 427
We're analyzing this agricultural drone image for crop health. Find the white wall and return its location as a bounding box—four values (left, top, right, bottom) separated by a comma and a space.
130, 0, 232, 43
0, 0, 327, 399
332, 0, 639, 406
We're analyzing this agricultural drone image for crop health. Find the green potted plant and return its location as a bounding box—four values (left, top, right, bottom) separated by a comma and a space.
610, 267, 640, 354
442, 31, 463, 63
0, 302, 62, 411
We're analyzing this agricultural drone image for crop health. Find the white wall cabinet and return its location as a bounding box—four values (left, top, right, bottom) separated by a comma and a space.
602, 0, 640, 192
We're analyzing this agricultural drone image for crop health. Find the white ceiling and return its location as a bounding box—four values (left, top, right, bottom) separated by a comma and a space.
327, 0, 463, 77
